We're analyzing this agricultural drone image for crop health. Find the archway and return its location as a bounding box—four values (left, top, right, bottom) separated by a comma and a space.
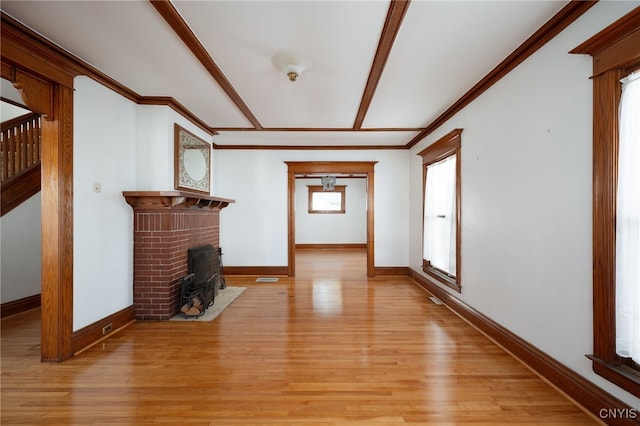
286, 161, 376, 277
2, 18, 76, 362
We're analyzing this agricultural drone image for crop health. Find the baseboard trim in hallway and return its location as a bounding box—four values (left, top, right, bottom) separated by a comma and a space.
408, 268, 637, 425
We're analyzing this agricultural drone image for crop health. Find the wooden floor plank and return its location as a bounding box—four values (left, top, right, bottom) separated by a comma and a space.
1, 249, 598, 425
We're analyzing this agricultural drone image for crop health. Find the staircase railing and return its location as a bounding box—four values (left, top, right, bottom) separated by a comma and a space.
1, 112, 42, 216
1, 112, 41, 183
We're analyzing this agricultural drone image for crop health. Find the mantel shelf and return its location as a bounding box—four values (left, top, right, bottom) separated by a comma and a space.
122, 191, 235, 210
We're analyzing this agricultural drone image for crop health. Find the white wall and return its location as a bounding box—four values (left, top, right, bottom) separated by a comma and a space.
0, 193, 41, 303
73, 76, 137, 330
408, 1, 640, 409
215, 149, 409, 267
295, 177, 367, 244
1, 101, 29, 121
72, 78, 216, 331
136, 106, 213, 192
1, 79, 40, 305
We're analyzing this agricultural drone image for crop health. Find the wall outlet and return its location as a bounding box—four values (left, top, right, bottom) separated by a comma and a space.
102, 323, 112, 335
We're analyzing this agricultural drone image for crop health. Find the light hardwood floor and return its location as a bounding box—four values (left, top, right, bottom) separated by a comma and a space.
1, 248, 598, 425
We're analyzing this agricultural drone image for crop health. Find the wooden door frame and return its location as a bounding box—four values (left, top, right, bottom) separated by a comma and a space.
286, 161, 377, 277
2, 16, 76, 361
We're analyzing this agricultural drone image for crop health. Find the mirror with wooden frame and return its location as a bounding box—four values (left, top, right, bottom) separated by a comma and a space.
174, 124, 211, 194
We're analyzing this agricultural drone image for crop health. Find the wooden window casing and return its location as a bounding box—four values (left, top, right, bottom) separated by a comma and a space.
308, 185, 346, 214
417, 129, 462, 293
570, 8, 640, 398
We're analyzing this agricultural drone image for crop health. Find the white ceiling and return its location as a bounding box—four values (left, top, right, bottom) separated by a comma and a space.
1, 1, 569, 147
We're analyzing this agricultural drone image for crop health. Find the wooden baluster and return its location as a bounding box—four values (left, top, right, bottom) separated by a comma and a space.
1, 133, 5, 181
8, 128, 15, 179
20, 121, 26, 174
0, 113, 43, 181
34, 117, 39, 165
32, 117, 38, 166
24, 120, 30, 168
26, 118, 34, 168
4, 129, 10, 180
1, 130, 6, 181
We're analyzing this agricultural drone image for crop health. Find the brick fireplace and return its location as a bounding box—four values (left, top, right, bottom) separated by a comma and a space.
123, 191, 234, 320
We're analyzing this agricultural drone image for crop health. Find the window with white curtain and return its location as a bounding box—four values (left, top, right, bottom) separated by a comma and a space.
574, 10, 640, 396
424, 155, 457, 275
418, 129, 462, 292
616, 70, 640, 367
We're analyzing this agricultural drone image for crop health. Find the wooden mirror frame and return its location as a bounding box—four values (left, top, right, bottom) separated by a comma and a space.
174, 123, 211, 194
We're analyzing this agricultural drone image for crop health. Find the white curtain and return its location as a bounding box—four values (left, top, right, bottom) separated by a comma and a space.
616, 70, 640, 363
423, 155, 457, 275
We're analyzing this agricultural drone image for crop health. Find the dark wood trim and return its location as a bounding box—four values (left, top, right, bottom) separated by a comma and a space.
571, 7, 640, 398
1, 12, 133, 97
418, 129, 462, 292
366, 170, 375, 277
353, 0, 411, 129
212, 144, 407, 151
296, 174, 366, 180
2, 2, 600, 150
9, 68, 54, 119
72, 306, 135, 355
588, 29, 640, 76
122, 191, 234, 210
0, 112, 39, 131
286, 161, 378, 175
416, 128, 463, 164
406, 1, 598, 148
422, 261, 460, 293
296, 243, 367, 250
139, 97, 216, 136
288, 169, 297, 277
1, 163, 41, 216
223, 266, 289, 276
591, 67, 621, 365
149, 0, 262, 130
2, 11, 77, 363
286, 162, 377, 277
570, 7, 640, 57
0, 294, 41, 318
0, 14, 77, 89
408, 269, 640, 425
0, 95, 28, 110
1, 13, 213, 137
212, 127, 424, 132
374, 266, 409, 276
589, 355, 640, 398
40, 83, 75, 362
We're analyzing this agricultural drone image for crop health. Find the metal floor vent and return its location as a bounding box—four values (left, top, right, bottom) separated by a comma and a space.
256, 277, 279, 283
429, 296, 444, 305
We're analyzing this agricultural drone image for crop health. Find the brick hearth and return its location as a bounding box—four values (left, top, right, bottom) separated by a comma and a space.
123, 191, 234, 320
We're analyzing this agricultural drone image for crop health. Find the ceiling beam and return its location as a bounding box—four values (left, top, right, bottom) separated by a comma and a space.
149, 0, 263, 130
353, 0, 411, 130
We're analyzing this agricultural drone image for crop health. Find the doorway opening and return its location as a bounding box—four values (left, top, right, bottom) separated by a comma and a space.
286, 161, 376, 277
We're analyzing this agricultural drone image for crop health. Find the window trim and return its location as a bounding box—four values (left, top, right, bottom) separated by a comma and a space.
571, 9, 640, 397
417, 128, 462, 292
307, 185, 346, 214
